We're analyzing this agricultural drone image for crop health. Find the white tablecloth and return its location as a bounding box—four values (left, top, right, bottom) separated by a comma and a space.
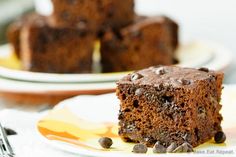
0, 110, 81, 157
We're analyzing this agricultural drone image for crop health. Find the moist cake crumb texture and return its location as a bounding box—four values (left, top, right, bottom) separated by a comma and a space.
101, 16, 179, 72
116, 66, 224, 147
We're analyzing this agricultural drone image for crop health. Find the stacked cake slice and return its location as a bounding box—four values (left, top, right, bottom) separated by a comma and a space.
101, 16, 178, 72
7, 0, 179, 73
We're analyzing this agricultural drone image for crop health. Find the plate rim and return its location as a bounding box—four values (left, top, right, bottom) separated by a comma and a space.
0, 40, 232, 83
0, 76, 116, 93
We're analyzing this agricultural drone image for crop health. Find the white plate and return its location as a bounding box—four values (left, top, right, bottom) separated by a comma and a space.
0, 41, 232, 83
36, 85, 236, 157
0, 76, 115, 94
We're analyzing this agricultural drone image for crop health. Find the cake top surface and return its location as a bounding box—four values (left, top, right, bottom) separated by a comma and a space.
121, 16, 175, 35
23, 13, 89, 33
117, 66, 223, 88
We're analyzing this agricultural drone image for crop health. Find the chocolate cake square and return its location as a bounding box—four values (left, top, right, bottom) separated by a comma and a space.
116, 66, 223, 147
100, 16, 179, 72
20, 14, 95, 73
49, 0, 134, 32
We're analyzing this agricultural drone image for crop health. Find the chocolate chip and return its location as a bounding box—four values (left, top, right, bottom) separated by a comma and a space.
98, 137, 113, 149
131, 73, 143, 81
143, 136, 156, 145
126, 123, 136, 133
214, 131, 226, 144
209, 75, 216, 82
118, 111, 124, 120
173, 58, 179, 64
182, 143, 189, 152
172, 145, 183, 153
153, 141, 166, 153
121, 94, 126, 100
132, 144, 148, 153
166, 142, 177, 153
4, 128, 17, 136
183, 142, 194, 152
157, 83, 165, 91
198, 107, 206, 118
198, 67, 209, 72
135, 88, 144, 96
155, 68, 166, 75
124, 108, 131, 112
133, 100, 139, 108
162, 95, 174, 103
178, 79, 191, 85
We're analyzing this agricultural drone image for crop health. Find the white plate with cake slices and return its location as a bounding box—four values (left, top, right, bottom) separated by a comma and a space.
0, 41, 233, 83
36, 85, 236, 157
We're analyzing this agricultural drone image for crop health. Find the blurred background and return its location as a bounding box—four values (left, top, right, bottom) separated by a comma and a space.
0, 0, 235, 83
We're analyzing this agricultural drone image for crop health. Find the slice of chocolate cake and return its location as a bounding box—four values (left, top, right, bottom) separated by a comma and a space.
49, 0, 134, 33
116, 66, 224, 147
20, 14, 95, 73
100, 16, 179, 72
